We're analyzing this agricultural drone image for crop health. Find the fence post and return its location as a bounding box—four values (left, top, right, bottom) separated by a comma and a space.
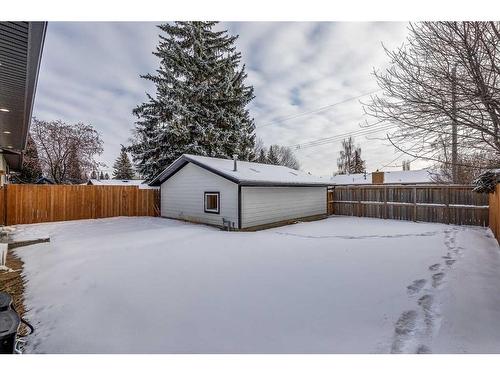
331, 189, 334, 215
490, 184, 500, 244
329, 188, 334, 215
497, 184, 500, 243
384, 186, 388, 219
446, 186, 451, 225
357, 187, 361, 217
489, 188, 494, 238
413, 187, 417, 222
326, 188, 331, 215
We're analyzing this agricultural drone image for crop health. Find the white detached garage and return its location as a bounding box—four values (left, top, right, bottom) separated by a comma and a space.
149, 154, 329, 230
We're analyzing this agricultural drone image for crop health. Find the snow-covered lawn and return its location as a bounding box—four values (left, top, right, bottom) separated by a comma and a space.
12, 216, 500, 353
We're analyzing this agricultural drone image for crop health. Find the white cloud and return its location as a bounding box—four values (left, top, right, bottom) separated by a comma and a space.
33, 22, 158, 173
33, 22, 428, 177
221, 22, 426, 176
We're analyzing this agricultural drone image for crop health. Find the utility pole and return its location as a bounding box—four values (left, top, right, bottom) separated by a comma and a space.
451, 64, 458, 184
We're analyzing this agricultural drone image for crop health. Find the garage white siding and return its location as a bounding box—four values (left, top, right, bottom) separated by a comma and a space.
161, 163, 238, 227
241, 186, 327, 228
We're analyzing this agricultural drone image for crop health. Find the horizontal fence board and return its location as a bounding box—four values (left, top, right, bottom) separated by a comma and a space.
2, 184, 160, 225
327, 184, 489, 227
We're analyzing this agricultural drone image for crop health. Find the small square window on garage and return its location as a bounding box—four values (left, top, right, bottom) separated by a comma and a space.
204, 192, 220, 214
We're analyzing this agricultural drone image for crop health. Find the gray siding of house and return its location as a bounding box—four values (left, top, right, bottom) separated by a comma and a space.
161, 162, 239, 227
240, 186, 327, 228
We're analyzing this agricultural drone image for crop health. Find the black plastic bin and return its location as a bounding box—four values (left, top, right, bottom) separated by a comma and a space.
0, 292, 21, 354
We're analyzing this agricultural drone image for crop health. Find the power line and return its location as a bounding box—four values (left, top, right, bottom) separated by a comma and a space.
293, 124, 396, 150
292, 123, 397, 150
377, 147, 437, 171
256, 89, 381, 129
290, 118, 493, 152
378, 152, 406, 170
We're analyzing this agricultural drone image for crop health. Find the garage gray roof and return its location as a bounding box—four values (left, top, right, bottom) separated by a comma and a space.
0, 22, 47, 170
149, 154, 330, 187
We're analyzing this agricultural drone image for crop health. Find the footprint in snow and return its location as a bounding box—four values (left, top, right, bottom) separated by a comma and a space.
432, 272, 445, 287
391, 310, 418, 354
407, 279, 427, 296
418, 293, 441, 337
394, 310, 418, 335
445, 259, 456, 266
442, 253, 456, 265
429, 263, 441, 272
418, 294, 433, 309
416, 344, 432, 354
418, 295, 434, 324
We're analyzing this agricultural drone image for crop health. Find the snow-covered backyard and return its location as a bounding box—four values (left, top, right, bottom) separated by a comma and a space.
11, 216, 500, 353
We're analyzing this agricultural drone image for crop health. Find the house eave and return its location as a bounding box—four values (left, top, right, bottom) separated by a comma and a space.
0, 22, 47, 170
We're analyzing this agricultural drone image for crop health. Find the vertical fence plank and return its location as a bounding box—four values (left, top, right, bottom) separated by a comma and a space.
490, 184, 500, 243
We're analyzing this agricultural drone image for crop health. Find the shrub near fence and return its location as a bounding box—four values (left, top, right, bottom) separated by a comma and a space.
0, 184, 160, 225
328, 184, 489, 226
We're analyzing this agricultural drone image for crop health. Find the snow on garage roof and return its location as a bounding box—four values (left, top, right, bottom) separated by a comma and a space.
149, 154, 330, 186
330, 169, 436, 185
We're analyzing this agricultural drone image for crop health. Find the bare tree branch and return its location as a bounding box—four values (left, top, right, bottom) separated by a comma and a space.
30, 118, 104, 184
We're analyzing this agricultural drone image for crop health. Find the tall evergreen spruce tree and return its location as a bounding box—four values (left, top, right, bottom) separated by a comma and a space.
130, 22, 256, 180
256, 149, 267, 164
113, 146, 135, 179
267, 145, 280, 165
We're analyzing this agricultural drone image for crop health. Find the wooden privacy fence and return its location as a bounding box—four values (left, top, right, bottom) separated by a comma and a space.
490, 184, 500, 242
327, 184, 489, 226
0, 184, 160, 225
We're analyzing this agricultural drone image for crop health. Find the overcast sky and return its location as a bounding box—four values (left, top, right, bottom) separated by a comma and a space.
33, 22, 428, 176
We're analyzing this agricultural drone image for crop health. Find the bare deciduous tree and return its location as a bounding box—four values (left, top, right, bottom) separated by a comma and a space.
275, 145, 300, 170
337, 136, 366, 174
364, 22, 500, 182
431, 148, 499, 184
402, 160, 411, 171
31, 118, 104, 184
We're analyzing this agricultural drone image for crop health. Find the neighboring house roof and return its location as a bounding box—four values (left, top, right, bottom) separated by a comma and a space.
35, 176, 55, 185
0, 22, 47, 170
330, 169, 436, 185
150, 154, 330, 187
87, 179, 157, 189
